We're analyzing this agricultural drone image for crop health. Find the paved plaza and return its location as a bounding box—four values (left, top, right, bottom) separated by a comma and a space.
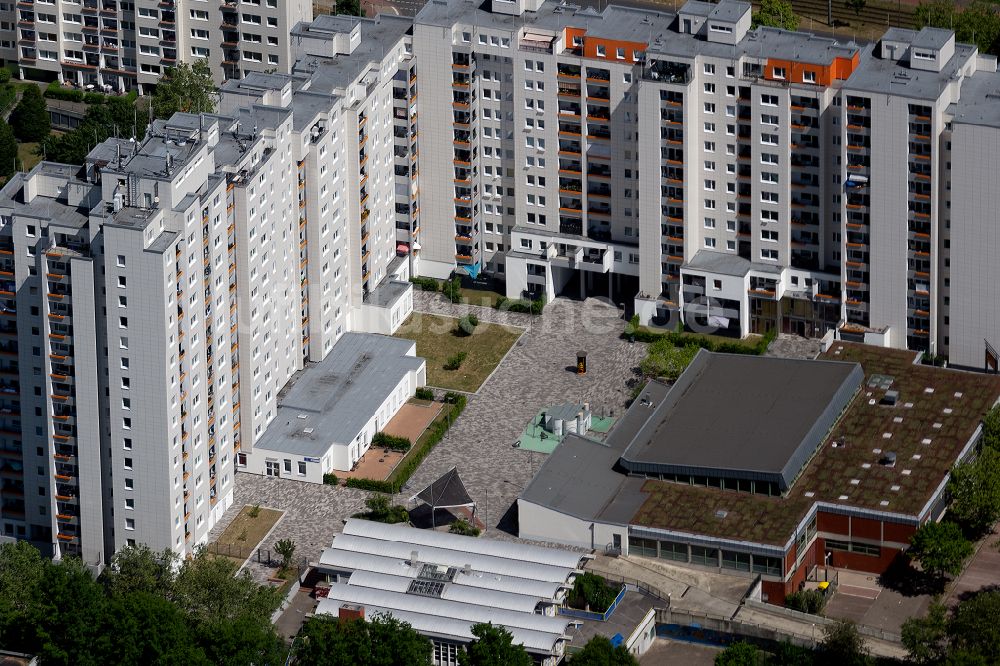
211, 292, 647, 578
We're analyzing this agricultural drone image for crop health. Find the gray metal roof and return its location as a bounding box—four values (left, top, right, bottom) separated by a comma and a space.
678, 0, 715, 17
253, 333, 423, 458
619, 350, 864, 489
519, 381, 671, 522
845, 40, 977, 100
950, 70, 1000, 127
683, 250, 781, 277
911, 27, 953, 51
298, 14, 413, 93
364, 279, 411, 308
708, 1, 750, 23
315, 519, 581, 656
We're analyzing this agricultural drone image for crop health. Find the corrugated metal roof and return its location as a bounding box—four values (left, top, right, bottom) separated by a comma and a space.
343, 518, 583, 569
317, 583, 570, 635
320, 549, 566, 600
315, 598, 565, 654
328, 534, 575, 583
346, 570, 544, 614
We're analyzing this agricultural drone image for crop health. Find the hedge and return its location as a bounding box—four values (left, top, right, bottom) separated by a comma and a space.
344, 392, 467, 494
415, 387, 434, 401
371, 432, 411, 452
323, 473, 338, 486
626, 325, 776, 356
409, 276, 439, 292
43, 82, 135, 105
494, 295, 546, 315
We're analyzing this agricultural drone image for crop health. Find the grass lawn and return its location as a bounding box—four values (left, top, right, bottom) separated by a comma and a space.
208, 505, 283, 564
457, 287, 506, 309
394, 312, 522, 392
17, 142, 43, 172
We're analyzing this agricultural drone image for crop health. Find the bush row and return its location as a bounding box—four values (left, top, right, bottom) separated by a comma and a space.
414, 387, 434, 401
371, 432, 411, 452
494, 295, 545, 315
43, 81, 138, 105
344, 392, 467, 494
626, 324, 776, 355
409, 276, 439, 292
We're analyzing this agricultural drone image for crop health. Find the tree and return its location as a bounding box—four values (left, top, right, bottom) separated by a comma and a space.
982, 404, 1000, 453
336, 0, 365, 17
43, 96, 148, 166
845, 0, 867, 15
907, 521, 973, 578
275, 538, 297, 570
714, 641, 764, 666
0, 121, 18, 181
948, 590, 1000, 663
171, 548, 283, 626
101, 543, 178, 599
354, 494, 409, 524
295, 613, 432, 665
152, 60, 218, 119
9, 85, 50, 142
947, 448, 1000, 535
569, 573, 618, 614
0, 540, 46, 653
458, 622, 532, 666
104, 592, 210, 666
817, 620, 872, 666
33, 556, 114, 665
751, 0, 799, 31
569, 635, 638, 665
902, 602, 949, 665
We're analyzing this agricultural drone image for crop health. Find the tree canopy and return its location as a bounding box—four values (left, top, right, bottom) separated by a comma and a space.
817, 620, 872, 666
947, 447, 1000, 535
640, 339, 701, 381
0, 541, 284, 666
152, 60, 218, 119
336, 0, 365, 17
907, 520, 973, 578
751, 0, 800, 31
42, 96, 149, 166
0, 121, 17, 181
458, 622, 533, 666
903, 592, 1000, 664
715, 641, 765, 666
294, 613, 432, 665
569, 635, 638, 665
10, 85, 50, 143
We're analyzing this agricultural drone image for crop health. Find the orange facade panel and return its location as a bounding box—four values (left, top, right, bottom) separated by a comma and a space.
764, 51, 858, 87
563, 27, 646, 64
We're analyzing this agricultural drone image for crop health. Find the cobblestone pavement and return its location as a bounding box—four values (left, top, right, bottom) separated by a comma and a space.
213, 294, 647, 577
764, 333, 822, 359
405, 294, 647, 537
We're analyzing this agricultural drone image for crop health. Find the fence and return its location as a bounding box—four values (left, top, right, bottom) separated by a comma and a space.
558, 585, 627, 622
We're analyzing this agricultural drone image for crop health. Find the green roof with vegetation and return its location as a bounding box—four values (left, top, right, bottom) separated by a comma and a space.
631, 343, 1000, 545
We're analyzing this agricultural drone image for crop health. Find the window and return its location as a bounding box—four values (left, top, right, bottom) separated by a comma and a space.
125, 498, 135, 510
704, 237, 716, 248
297, 461, 306, 476
761, 94, 778, 106
722, 550, 751, 572
616, 47, 625, 59
283, 459, 292, 474
760, 230, 778, 241
803, 70, 817, 84
596, 44, 605, 56
704, 217, 716, 229
761, 248, 778, 261
703, 63, 715, 75
704, 82, 715, 94
772, 67, 786, 80
691, 546, 717, 566
125, 518, 135, 530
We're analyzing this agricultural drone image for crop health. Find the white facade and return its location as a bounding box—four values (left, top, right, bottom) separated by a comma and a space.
3, 0, 311, 93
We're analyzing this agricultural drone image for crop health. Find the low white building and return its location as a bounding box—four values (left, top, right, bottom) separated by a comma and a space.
316, 519, 587, 666
241, 333, 425, 482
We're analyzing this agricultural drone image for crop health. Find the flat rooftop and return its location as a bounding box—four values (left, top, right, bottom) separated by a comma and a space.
630, 343, 1000, 544
255, 333, 424, 458
619, 351, 863, 489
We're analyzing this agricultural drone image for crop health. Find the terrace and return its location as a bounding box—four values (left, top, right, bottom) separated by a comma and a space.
630, 343, 1000, 545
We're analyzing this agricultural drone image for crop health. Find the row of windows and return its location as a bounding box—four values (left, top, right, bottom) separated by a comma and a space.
629, 537, 784, 576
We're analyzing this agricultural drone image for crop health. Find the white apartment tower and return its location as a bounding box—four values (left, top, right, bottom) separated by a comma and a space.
0, 0, 311, 93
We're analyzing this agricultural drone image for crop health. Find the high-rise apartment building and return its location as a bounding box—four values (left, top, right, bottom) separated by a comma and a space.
0, 0, 311, 93
3, 0, 999, 566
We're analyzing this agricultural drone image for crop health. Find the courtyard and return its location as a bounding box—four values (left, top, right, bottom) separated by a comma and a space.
212, 292, 647, 582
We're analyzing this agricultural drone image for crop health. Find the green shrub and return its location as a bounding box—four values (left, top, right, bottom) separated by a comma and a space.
82, 91, 107, 105
457, 314, 478, 336
345, 477, 395, 493
323, 473, 338, 486
10, 85, 50, 142
569, 573, 619, 613
449, 519, 480, 537
0, 69, 10, 84
442, 276, 462, 303
248, 504, 261, 519
414, 387, 434, 401
409, 276, 439, 292
785, 589, 827, 615
43, 81, 84, 103
352, 494, 409, 524
495, 295, 546, 314
444, 351, 467, 370
371, 432, 411, 452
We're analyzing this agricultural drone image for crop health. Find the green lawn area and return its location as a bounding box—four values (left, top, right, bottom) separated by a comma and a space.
457, 287, 506, 309
17, 142, 42, 172
208, 505, 283, 565
395, 313, 522, 392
